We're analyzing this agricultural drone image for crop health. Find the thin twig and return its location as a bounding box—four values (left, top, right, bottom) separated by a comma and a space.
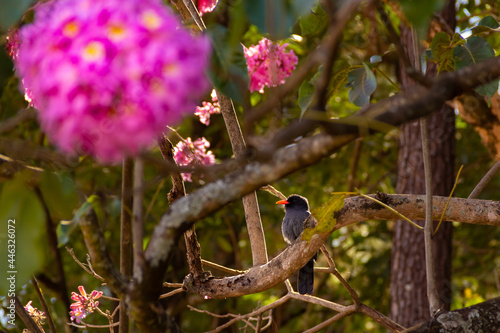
356, 191, 423, 230
203, 295, 292, 332
259, 184, 286, 200
34, 186, 73, 330
347, 139, 363, 192
494, 268, 500, 295
468, 160, 500, 199
31, 276, 56, 333
414, 22, 440, 315
132, 157, 145, 274
159, 288, 185, 299
68, 321, 120, 329
100, 295, 121, 302
421, 117, 440, 316
201, 259, 246, 275
162, 282, 184, 288
303, 305, 357, 333
319, 246, 360, 304
65, 247, 105, 281
119, 157, 134, 333
0, 108, 36, 134
434, 165, 463, 235
14, 296, 42, 333
188, 305, 240, 318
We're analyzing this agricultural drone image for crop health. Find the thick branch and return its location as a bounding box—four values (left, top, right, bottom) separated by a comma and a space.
256, 56, 500, 158
182, 194, 500, 298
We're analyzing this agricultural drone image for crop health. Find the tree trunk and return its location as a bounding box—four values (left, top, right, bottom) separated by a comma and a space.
390, 0, 456, 327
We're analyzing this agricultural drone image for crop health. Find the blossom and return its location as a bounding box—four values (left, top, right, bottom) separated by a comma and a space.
15, 0, 211, 163
198, 0, 218, 15
195, 89, 220, 125
5, 29, 21, 63
173, 137, 215, 182
69, 286, 103, 323
24, 301, 46, 328
243, 38, 298, 93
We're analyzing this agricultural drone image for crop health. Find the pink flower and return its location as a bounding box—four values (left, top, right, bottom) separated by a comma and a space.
198, 0, 218, 15
25, 301, 46, 327
15, 0, 211, 163
173, 137, 215, 182
5, 29, 21, 63
69, 286, 103, 323
243, 38, 298, 93
195, 89, 220, 125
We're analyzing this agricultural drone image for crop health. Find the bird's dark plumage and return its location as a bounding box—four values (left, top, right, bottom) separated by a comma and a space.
277, 194, 316, 295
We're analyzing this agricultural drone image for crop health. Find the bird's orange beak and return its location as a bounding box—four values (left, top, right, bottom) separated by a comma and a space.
276, 200, 289, 205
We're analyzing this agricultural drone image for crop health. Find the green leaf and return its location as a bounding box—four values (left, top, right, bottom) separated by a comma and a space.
454, 36, 495, 68
300, 5, 328, 38
0, 177, 45, 295
298, 78, 315, 117
346, 63, 377, 107
399, 0, 445, 32
0, 0, 32, 32
454, 36, 498, 97
478, 15, 500, 29
39, 171, 79, 221
471, 16, 500, 35
327, 60, 351, 96
429, 32, 455, 73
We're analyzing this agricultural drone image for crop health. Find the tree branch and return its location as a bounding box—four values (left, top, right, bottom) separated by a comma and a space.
132, 157, 145, 275
181, 194, 499, 299
14, 296, 42, 333
468, 160, 500, 199
119, 157, 133, 333
158, 135, 204, 278
217, 91, 268, 266
80, 208, 128, 296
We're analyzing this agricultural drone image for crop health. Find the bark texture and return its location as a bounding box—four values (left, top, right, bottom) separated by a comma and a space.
390, 1, 456, 326
401, 297, 500, 333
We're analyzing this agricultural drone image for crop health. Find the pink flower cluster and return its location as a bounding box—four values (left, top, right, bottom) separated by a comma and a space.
25, 301, 46, 328
173, 137, 215, 182
198, 0, 218, 15
195, 89, 220, 125
15, 0, 211, 163
69, 286, 103, 323
243, 38, 298, 93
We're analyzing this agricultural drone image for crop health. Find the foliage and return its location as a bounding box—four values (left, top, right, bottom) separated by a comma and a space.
0, 0, 499, 332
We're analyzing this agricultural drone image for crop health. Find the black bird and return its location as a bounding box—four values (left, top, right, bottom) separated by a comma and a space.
277, 194, 316, 295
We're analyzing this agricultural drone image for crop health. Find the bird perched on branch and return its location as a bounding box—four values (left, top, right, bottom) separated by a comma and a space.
276, 194, 316, 295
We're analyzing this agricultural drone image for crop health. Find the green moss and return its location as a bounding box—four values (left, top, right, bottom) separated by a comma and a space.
301, 193, 346, 242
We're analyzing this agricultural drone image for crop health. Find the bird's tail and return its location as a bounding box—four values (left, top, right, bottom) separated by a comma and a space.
298, 256, 315, 295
